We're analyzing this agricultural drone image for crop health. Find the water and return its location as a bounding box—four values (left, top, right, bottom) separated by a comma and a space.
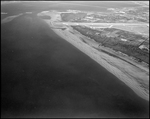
1, 2, 149, 118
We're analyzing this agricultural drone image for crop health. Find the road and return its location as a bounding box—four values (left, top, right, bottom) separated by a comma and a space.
55, 22, 148, 26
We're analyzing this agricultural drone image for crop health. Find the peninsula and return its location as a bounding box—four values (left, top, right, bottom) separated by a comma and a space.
37, 10, 149, 101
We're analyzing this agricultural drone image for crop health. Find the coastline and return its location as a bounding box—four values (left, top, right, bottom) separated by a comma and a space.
38, 11, 149, 101
52, 27, 149, 101
1, 13, 23, 24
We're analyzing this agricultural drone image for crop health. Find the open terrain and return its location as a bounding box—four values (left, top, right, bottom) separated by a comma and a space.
37, 10, 149, 101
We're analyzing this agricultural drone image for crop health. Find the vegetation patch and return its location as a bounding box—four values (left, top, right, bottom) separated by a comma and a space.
60, 13, 87, 22
72, 25, 149, 64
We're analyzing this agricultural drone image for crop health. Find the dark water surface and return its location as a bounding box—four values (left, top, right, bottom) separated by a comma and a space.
1, 2, 149, 118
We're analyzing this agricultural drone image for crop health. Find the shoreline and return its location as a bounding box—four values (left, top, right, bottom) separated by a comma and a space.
1, 13, 23, 24
52, 27, 149, 101
38, 11, 149, 101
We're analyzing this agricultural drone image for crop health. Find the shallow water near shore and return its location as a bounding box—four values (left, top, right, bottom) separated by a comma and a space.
1, 2, 149, 118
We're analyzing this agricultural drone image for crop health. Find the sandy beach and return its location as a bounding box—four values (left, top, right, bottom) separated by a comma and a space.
38, 11, 149, 101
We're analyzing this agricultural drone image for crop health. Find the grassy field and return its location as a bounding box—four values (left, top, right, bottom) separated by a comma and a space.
131, 26, 149, 36
88, 24, 149, 37
111, 25, 149, 36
